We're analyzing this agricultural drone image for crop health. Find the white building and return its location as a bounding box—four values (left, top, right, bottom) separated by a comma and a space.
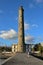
12, 44, 18, 53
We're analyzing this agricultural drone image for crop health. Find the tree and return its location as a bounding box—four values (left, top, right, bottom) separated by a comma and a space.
41, 46, 43, 55
34, 43, 41, 51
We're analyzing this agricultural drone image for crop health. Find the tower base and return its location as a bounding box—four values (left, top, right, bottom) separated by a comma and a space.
17, 44, 26, 53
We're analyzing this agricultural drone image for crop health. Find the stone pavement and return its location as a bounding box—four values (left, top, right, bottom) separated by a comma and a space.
2, 53, 43, 65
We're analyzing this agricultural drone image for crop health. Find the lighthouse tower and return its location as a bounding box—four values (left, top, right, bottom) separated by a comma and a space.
18, 6, 25, 52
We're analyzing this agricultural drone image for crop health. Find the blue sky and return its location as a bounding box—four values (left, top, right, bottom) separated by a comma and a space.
0, 0, 43, 46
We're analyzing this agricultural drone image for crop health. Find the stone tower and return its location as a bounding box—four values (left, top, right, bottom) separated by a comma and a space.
18, 6, 25, 52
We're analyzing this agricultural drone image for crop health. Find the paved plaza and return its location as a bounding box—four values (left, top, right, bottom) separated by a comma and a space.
2, 53, 43, 65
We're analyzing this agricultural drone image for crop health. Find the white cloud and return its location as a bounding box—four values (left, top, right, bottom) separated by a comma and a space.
34, 0, 43, 3
24, 23, 38, 30
0, 31, 6, 33
25, 35, 34, 43
32, 24, 38, 28
0, 29, 17, 40
0, 29, 35, 44
24, 23, 30, 30
37, 36, 43, 40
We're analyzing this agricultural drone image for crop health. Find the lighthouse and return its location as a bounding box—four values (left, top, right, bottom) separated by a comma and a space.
18, 6, 25, 52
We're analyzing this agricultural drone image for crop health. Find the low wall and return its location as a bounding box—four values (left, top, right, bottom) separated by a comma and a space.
30, 53, 43, 60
